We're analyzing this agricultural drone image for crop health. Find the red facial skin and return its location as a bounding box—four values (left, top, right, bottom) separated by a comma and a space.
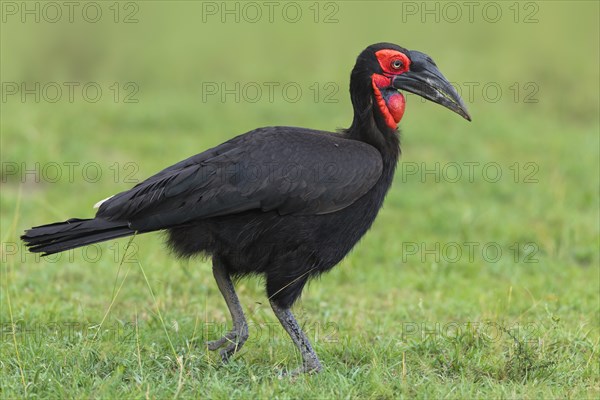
371, 49, 412, 129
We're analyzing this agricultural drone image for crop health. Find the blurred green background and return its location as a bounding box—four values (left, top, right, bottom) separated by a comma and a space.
1, 1, 598, 398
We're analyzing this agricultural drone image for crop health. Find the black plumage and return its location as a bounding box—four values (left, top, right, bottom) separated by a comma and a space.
22, 43, 470, 374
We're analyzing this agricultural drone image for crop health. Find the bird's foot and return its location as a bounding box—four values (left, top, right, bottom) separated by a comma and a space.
279, 359, 323, 378
206, 325, 249, 362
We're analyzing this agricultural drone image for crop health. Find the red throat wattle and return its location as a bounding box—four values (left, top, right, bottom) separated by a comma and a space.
371, 74, 406, 130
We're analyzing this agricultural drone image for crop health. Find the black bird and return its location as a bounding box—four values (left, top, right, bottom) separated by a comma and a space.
22, 43, 470, 374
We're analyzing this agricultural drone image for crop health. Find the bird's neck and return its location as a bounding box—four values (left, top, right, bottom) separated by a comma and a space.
345, 70, 401, 168
342, 115, 400, 218
345, 104, 401, 171
338, 83, 402, 222
342, 114, 400, 218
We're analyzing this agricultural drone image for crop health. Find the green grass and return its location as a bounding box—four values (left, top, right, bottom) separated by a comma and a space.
1, 2, 599, 398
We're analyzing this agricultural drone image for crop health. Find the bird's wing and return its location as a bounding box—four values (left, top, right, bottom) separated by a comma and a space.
96, 127, 383, 231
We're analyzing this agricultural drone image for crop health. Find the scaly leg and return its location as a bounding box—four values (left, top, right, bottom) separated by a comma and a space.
206, 257, 249, 362
270, 300, 322, 375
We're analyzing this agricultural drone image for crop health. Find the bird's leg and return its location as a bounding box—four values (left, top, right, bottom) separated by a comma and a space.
206, 258, 249, 362
270, 300, 322, 375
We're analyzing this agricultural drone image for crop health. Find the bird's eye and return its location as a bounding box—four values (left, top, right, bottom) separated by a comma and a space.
391, 59, 403, 69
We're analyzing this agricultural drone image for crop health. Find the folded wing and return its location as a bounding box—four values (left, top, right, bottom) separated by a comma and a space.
96, 127, 383, 231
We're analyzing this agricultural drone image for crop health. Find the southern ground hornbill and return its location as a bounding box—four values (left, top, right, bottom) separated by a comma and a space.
22, 43, 470, 374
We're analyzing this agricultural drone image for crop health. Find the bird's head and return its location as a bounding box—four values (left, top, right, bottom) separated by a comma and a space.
350, 43, 471, 131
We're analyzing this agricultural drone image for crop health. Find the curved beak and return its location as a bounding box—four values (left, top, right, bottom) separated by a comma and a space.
392, 50, 471, 121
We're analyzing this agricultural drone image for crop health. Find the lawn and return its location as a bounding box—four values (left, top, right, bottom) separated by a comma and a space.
1, 1, 598, 398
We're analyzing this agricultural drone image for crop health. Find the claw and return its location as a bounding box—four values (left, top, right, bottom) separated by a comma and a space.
279, 361, 323, 378
205, 332, 234, 351
205, 326, 249, 362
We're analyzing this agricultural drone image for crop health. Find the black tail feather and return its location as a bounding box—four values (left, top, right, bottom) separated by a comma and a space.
21, 218, 135, 256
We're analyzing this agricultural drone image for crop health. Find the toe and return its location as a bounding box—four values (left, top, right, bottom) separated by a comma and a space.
206, 336, 228, 351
